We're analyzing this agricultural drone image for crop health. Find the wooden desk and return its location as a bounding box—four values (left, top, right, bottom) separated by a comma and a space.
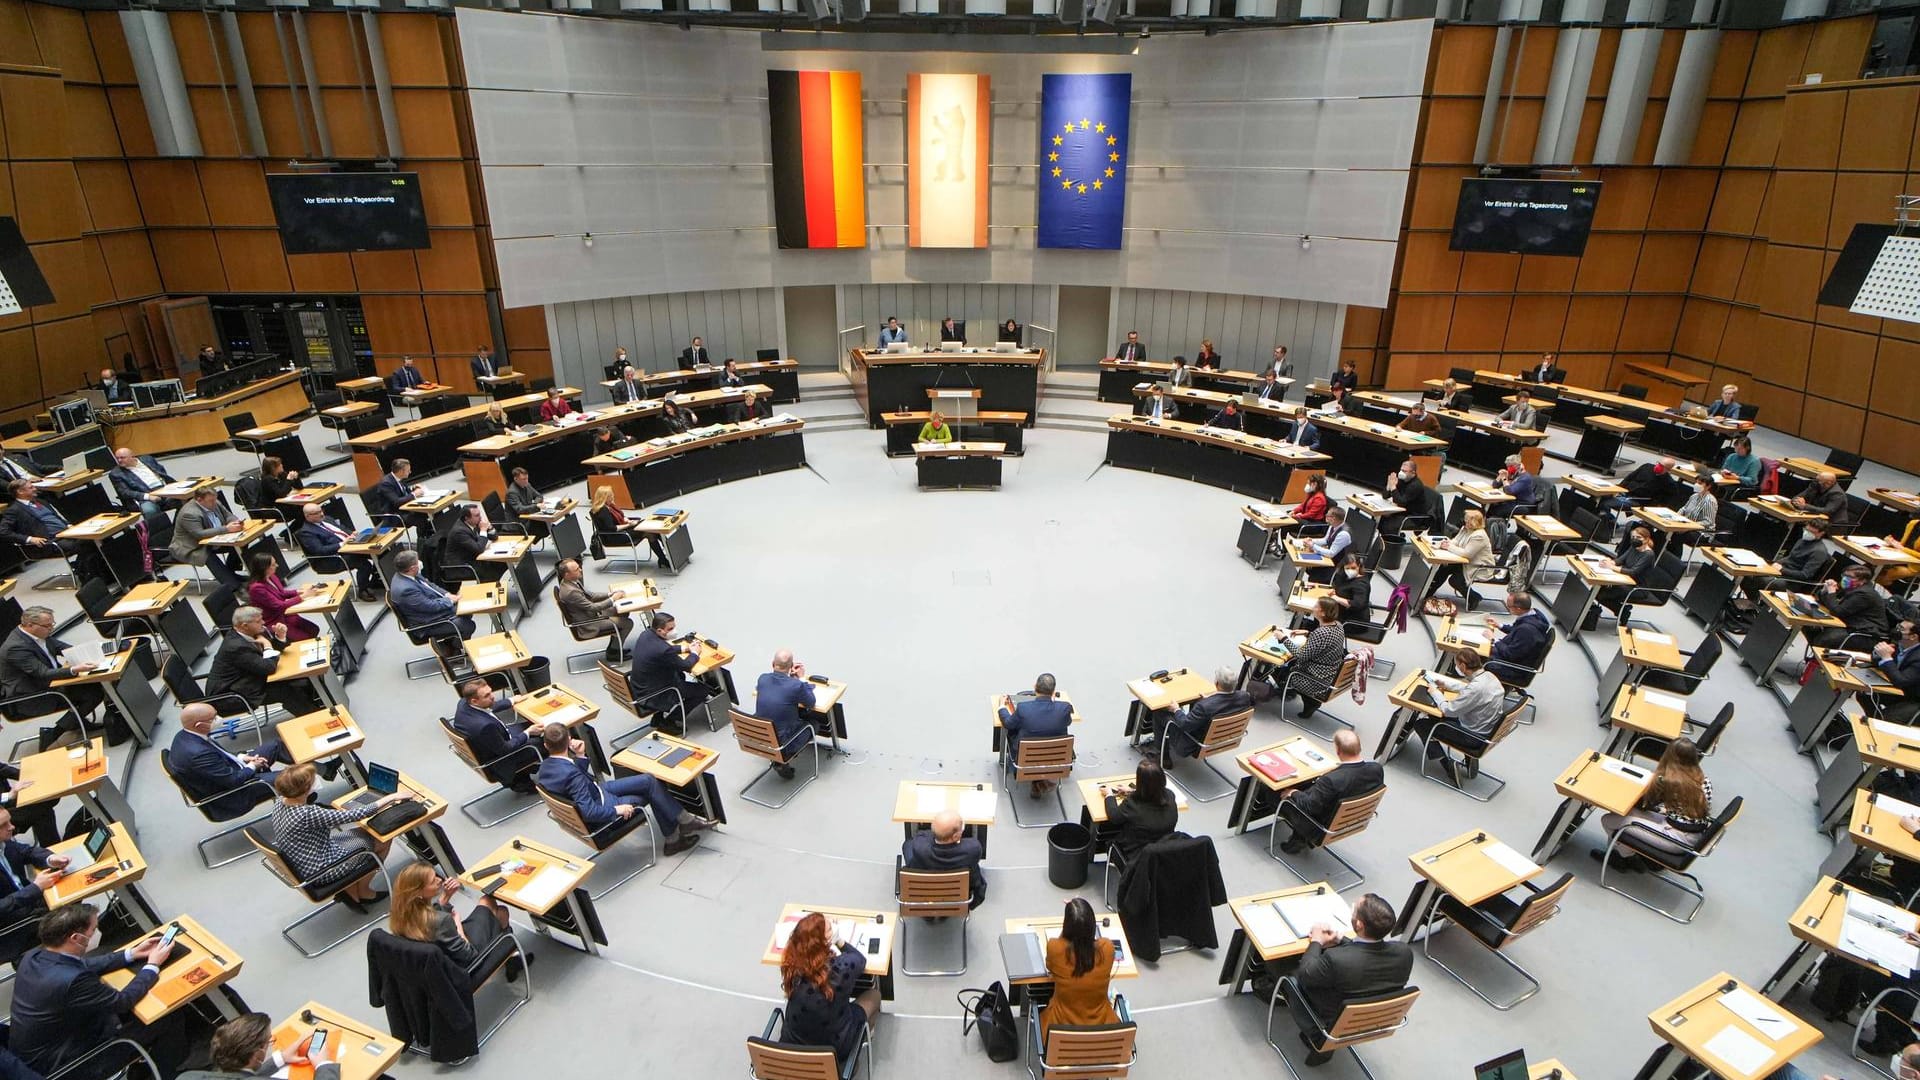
461, 835, 602, 955
52, 642, 162, 747
1606, 684, 1688, 757
58, 511, 140, 542
148, 476, 221, 502
1003, 913, 1138, 986
1123, 668, 1215, 745
1870, 488, 1920, 522
1816, 712, 1920, 831
1850, 786, 1920, 866
1221, 882, 1342, 994
43, 822, 159, 930
348, 389, 560, 487
106, 580, 187, 621
268, 635, 346, 710
1226, 736, 1338, 835
1562, 472, 1628, 501
848, 347, 1045, 427
333, 770, 456, 872
466, 631, 535, 691
277, 484, 344, 509
1621, 361, 1708, 407
585, 416, 808, 507
1078, 774, 1191, 827
1373, 669, 1459, 761
1401, 532, 1470, 613
1394, 829, 1540, 939
1236, 624, 1307, 690
1576, 414, 1643, 471
1765, 877, 1918, 1003
200, 516, 275, 551
273, 1003, 403, 1080
893, 780, 997, 857
277, 707, 368, 784
101, 914, 245, 1024
610, 730, 722, 822
1237, 503, 1299, 569
1740, 591, 1842, 693
1549, 554, 1635, 638
1530, 749, 1654, 863
101, 370, 307, 456
15, 738, 136, 833
1835, 534, 1920, 571
1595, 626, 1687, 708
1432, 616, 1495, 668
1640, 972, 1820, 1080
1743, 495, 1827, 562
882, 410, 1028, 457
763, 903, 894, 999
1683, 547, 1779, 628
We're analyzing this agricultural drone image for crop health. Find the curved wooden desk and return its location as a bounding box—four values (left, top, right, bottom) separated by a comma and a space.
98, 371, 309, 457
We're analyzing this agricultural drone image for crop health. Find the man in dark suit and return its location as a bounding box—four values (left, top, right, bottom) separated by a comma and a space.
107, 447, 176, 521
1793, 471, 1849, 524
680, 337, 711, 367
611, 367, 646, 405
1276, 730, 1383, 853
556, 558, 632, 660
389, 551, 474, 639
0, 806, 70, 964
997, 673, 1072, 797
938, 318, 964, 343
1284, 416, 1321, 451
1746, 520, 1830, 601
1203, 401, 1244, 432
628, 611, 716, 732
98, 369, 132, 406
208, 607, 321, 716
1385, 460, 1431, 519
367, 459, 421, 520
441, 504, 497, 583
296, 503, 381, 601
725, 391, 771, 425
470, 345, 508, 383
165, 702, 294, 821
1153, 669, 1251, 760
0, 453, 42, 486
10, 904, 186, 1079
1115, 330, 1146, 363
1288, 893, 1414, 1065
0, 605, 103, 746
1875, 619, 1920, 724
901, 809, 986, 907
196, 344, 225, 374
0, 480, 99, 578
386, 356, 427, 393
450, 679, 539, 793
1524, 352, 1564, 384
753, 649, 816, 779
169, 488, 245, 587
1487, 592, 1551, 682
534, 722, 710, 855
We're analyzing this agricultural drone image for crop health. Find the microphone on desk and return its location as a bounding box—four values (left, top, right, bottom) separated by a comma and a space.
1422, 831, 1486, 865
1665, 978, 1738, 1026
299, 1009, 385, 1044
1807, 879, 1848, 929
1565, 751, 1602, 788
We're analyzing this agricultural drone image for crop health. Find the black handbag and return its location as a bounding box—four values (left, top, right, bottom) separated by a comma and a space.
957, 983, 1019, 1062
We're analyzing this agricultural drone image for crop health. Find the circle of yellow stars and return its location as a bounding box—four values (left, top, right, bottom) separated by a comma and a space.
1047, 117, 1120, 196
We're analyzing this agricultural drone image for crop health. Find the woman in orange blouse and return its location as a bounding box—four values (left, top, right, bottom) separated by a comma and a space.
1040, 898, 1120, 1041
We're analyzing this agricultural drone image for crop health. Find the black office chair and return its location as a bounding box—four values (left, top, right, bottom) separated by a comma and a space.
1827, 448, 1865, 477
1630, 701, 1734, 762
159, 746, 276, 868
223, 412, 265, 463
1618, 384, 1650, 401
1488, 630, 1554, 725
1636, 634, 1723, 697
1425, 873, 1574, 1010
1594, 796, 1743, 924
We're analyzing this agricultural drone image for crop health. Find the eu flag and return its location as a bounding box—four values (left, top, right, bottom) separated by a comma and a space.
1037, 73, 1131, 250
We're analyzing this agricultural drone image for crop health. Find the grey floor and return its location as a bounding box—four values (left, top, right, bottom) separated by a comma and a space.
17, 386, 1916, 1079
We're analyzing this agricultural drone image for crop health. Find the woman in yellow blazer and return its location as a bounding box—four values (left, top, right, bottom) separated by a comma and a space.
917, 411, 954, 444
1040, 898, 1120, 1041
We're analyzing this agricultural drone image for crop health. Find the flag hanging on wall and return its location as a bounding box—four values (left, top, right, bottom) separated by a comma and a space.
767, 70, 867, 250
907, 73, 991, 249
1037, 73, 1131, 251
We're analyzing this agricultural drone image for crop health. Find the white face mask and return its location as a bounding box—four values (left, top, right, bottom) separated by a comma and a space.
1345, 569, 1359, 579
1399, 471, 1414, 482
84, 927, 102, 952
1802, 529, 1817, 542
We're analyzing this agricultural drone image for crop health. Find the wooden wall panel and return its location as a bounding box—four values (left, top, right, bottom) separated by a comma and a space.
1505, 295, 1569, 352
502, 304, 546, 350
215, 231, 292, 293
1775, 92, 1844, 170
410, 161, 475, 227
360, 295, 431, 358
1726, 99, 1781, 167
1807, 324, 1875, 406
1706, 170, 1767, 235
104, 88, 155, 157
1420, 99, 1482, 164
1617, 295, 1682, 352
1647, 170, 1716, 232
1631, 235, 1700, 293
1865, 412, 1920, 477
195, 162, 275, 227
1756, 243, 1823, 322
30, 240, 99, 321
1690, 236, 1747, 299
255, 89, 312, 160
1562, 296, 1626, 351
1457, 252, 1519, 293
149, 230, 227, 293
0, 328, 42, 410
350, 250, 421, 293
0, 2, 39, 68
187, 89, 246, 158
424, 295, 491, 358
94, 230, 160, 299
1517, 254, 1577, 292
415, 229, 484, 292
25, 4, 98, 84
1840, 83, 1918, 171
1873, 338, 1920, 420
287, 253, 357, 294
1690, 101, 1737, 166
129, 160, 209, 226
392, 90, 463, 159
379, 13, 450, 88
1446, 295, 1510, 351
1430, 26, 1496, 97
74, 161, 140, 231
1800, 15, 1871, 83
1735, 240, 1771, 305
1571, 234, 1641, 292
1718, 307, 1758, 372
1745, 22, 1812, 97
166, 12, 220, 87
233, 13, 292, 86
1593, 168, 1657, 231
1674, 298, 1730, 359
1752, 313, 1812, 387
63, 86, 121, 159
1764, 171, 1832, 248
318, 88, 383, 159
1493, 99, 1544, 165
1388, 296, 1453, 351
1827, 171, 1904, 250
1742, 380, 1803, 433
0, 163, 14, 222
84, 11, 134, 84
33, 316, 102, 394
10, 162, 88, 242
0, 74, 70, 159
304, 15, 366, 86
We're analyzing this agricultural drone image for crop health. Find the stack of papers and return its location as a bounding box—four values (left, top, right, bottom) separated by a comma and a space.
1239, 902, 1292, 944
1274, 891, 1354, 938
1839, 892, 1920, 973
1701, 1028, 1772, 1075
1480, 840, 1539, 877
914, 786, 950, 815
957, 789, 996, 820
414, 488, 450, 502
1600, 759, 1650, 782
1637, 631, 1676, 645
514, 865, 574, 909
1874, 793, 1920, 819
1641, 689, 1691, 712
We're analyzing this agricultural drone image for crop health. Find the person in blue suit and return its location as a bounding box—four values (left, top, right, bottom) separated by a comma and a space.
386, 356, 427, 393
295, 503, 382, 600
1875, 619, 1920, 725
166, 703, 296, 821
389, 551, 474, 639
449, 679, 538, 792
998, 673, 1072, 798
106, 447, 176, 522
367, 459, 421, 520
533, 723, 711, 856
10, 904, 187, 1080
627, 611, 716, 733
754, 649, 817, 780
0, 806, 68, 965
1285, 416, 1321, 450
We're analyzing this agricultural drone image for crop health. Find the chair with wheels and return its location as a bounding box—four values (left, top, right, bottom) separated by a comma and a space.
1026, 997, 1136, 1080
244, 824, 393, 957
1594, 796, 1743, 924
1419, 695, 1529, 802
535, 787, 656, 900
158, 746, 275, 868
1423, 872, 1574, 1010
748, 1007, 874, 1080
1269, 785, 1388, 892
1156, 709, 1252, 803
439, 717, 540, 828
1264, 977, 1420, 1080
733, 709, 820, 809
894, 858, 971, 977
1002, 734, 1076, 826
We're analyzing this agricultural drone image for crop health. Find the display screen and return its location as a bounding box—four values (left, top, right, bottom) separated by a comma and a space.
267, 173, 429, 255
1448, 178, 1601, 257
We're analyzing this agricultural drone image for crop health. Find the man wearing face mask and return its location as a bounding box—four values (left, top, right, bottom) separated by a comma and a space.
1746, 520, 1831, 604
1611, 456, 1681, 516
1588, 526, 1656, 630
11, 903, 189, 1079
1816, 565, 1891, 648
1793, 471, 1849, 526
1875, 620, 1920, 725
1385, 460, 1438, 523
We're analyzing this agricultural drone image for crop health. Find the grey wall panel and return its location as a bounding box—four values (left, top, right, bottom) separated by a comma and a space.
459, 8, 1429, 311
547, 286, 783, 389
1109, 289, 1339, 374
840, 282, 1054, 348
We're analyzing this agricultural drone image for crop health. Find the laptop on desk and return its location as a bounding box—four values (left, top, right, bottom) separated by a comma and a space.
1473, 1050, 1530, 1080
59, 825, 114, 873
345, 762, 402, 811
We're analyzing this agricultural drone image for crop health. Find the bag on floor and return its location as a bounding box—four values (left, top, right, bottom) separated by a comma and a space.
1423, 596, 1457, 618
957, 983, 1019, 1062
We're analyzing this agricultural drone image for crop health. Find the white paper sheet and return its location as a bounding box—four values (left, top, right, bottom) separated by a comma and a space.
1480, 840, 1540, 878
1274, 892, 1353, 938
1637, 632, 1676, 645
1238, 903, 1294, 945
914, 786, 949, 815
1839, 915, 1920, 974
1874, 793, 1920, 819
1719, 987, 1794, 1041
1601, 759, 1650, 781
1846, 890, 1918, 931
1642, 690, 1691, 712
958, 789, 997, 820
514, 865, 574, 910
1702, 1027, 1773, 1075
1872, 719, 1920, 741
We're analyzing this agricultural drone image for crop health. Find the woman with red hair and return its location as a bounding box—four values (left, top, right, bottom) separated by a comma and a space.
778, 912, 880, 1063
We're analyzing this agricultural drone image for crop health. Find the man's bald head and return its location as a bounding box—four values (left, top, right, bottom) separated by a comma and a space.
181, 702, 218, 733
1334, 730, 1361, 759
1819, 471, 1838, 487
302, 503, 324, 521
772, 649, 795, 673
932, 810, 963, 842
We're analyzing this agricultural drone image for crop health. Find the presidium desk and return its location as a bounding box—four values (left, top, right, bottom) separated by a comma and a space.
1104, 416, 1330, 502
349, 388, 573, 490
585, 415, 807, 506
848, 348, 1044, 428
98, 370, 311, 457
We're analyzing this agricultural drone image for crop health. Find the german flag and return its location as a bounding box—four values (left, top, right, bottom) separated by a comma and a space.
768, 70, 866, 250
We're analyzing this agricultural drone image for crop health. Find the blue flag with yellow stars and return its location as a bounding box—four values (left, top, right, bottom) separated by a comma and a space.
1037, 73, 1130, 250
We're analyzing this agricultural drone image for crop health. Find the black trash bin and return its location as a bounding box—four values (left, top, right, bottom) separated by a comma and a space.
1048, 822, 1091, 889
1378, 535, 1408, 572
521, 656, 553, 692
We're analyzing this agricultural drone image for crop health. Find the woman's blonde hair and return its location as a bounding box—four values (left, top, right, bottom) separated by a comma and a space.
388, 861, 440, 942
590, 487, 614, 511
1463, 509, 1485, 530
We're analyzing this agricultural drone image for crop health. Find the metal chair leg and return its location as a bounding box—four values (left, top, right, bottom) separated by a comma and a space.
458, 785, 539, 829
1595, 830, 1707, 924
197, 811, 272, 868
584, 818, 658, 901
741, 742, 820, 809
281, 864, 393, 958
1169, 753, 1238, 803
1267, 819, 1367, 892
1418, 749, 1506, 802
1003, 757, 1071, 829
1417, 905, 1542, 1010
